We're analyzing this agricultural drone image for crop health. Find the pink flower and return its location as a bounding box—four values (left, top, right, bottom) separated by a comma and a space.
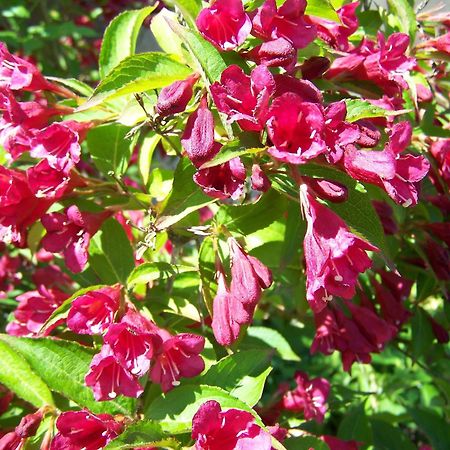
0, 165, 53, 245
26, 160, 70, 199
430, 138, 450, 187
420, 32, 450, 54
181, 96, 219, 168
0, 253, 21, 297
302, 177, 348, 203
252, 0, 317, 49
424, 238, 450, 280
251, 164, 271, 192
150, 330, 205, 392
196, 0, 252, 51
211, 65, 275, 132
67, 285, 121, 335
282, 372, 330, 423
321, 435, 361, 450
41, 205, 110, 273
85, 344, 144, 400
50, 410, 123, 450
156, 73, 200, 117
30, 122, 81, 173
192, 400, 272, 450
243, 37, 297, 71
6, 286, 68, 336
0, 409, 43, 450
194, 156, 246, 199
372, 201, 398, 235
0, 43, 54, 91
310, 2, 359, 51
267, 93, 326, 164
300, 186, 378, 312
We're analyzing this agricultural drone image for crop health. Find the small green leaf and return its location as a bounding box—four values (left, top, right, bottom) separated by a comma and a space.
199, 141, 265, 169
86, 123, 136, 176
338, 402, 373, 443
168, 0, 202, 28
104, 421, 178, 450
305, 0, 340, 22
0, 339, 54, 407
285, 436, 330, 450
46, 76, 93, 96
200, 350, 272, 407
199, 236, 217, 315
99, 6, 157, 79
0, 335, 134, 415
345, 99, 406, 123
89, 218, 135, 285
127, 262, 195, 288
139, 132, 161, 187
387, 0, 417, 41
410, 308, 434, 360
146, 385, 260, 434
80, 53, 192, 110
243, 326, 300, 361
155, 158, 216, 230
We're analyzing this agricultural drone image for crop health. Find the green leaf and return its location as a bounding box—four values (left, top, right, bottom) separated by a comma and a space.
139, 132, 161, 186
338, 402, 372, 443
99, 6, 157, 79
104, 421, 178, 450
167, 0, 202, 28
199, 236, 217, 315
40, 285, 106, 334
285, 436, 330, 450
387, 0, 417, 41
127, 262, 195, 288
80, 53, 192, 110
199, 141, 265, 169
86, 123, 136, 176
0, 335, 134, 415
345, 99, 406, 123
155, 158, 216, 230
305, 0, 340, 22
146, 385, 260, 433
410, 308, 434, 360
371, 419, 416, 450
0, 339, 54, 407
243, 326, 300, 361
200, 350, 272, 407
407, 407, 450, 450
89, 218, 135, 284
46, 76, 93, 96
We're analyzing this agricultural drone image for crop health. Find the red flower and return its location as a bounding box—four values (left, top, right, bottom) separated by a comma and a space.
321, 435, 361, 450
26, 160, 70, 199
192, 400, 272, 450
301, 186, 378, 312
282, 371, 330, 423
67, 285, 121, 335
430, 138, 450, 187
50, 410, 123, 450
243, 37, 297, 71
251, 164, 271, 192
196, 0, 252, 51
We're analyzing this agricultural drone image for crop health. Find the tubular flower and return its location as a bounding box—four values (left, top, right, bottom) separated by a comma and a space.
300, 185, 378, 312
192, 400, 272, 450
196, 0, 252, 51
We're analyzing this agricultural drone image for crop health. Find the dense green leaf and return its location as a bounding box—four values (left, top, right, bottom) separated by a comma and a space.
199, 141, 265, 169
338, 402, 372, 443
200, 350, 272, 407
155, 158, 216, 230
127, 262, 195, 288
89, 218, 135, 284
80, 53, 192, 109
371, 419, 416, 450
86, 123, 136, 176
146, 385, 260, 434
285, 436, 330, 450
104, 421, 178, 450
0, 339, 54, 407
0, 335, 134, 415
243, 326, 300, 361
410, 308, 434, 359
387, 0, 417, 41
407, 407, 450, 450
99, 6, 156, 79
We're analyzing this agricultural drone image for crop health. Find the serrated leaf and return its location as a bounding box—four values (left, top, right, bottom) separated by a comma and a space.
86, 123, 136, 176
146, 385, 260, 434
387, 0, 417, 41
305, 0, 340, 22
104, 421, 178, 450
243, 326, 300, 361
46, 76, 93, 96
79, 53, 192, 110
199, 141, 265, 169
0, 335, 134, 415
0, 339, 54, 407
155, 158, 216, 230
168, 0, 202, 28
200, 350, 272, 407
89, 218, 135, 284
127, 262, 195, 288
99, 6, 157, 79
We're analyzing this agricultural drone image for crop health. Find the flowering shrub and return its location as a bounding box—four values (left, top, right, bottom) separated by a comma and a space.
0, 0, 449, 449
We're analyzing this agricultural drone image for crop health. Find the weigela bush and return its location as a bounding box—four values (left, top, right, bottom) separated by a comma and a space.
0, 1, 449, 449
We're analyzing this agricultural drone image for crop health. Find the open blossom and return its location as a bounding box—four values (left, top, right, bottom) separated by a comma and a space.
196, 0, 251, 51
156, 73, 199, 117
194, 156, 246, 200
211, 65, 275, 132
0, 165, 53, 245
300, 186, 378, 312
267, 92, 326, 164
192, 400, 272, 450
344, 122, 430, 207
41, 205, 110, 273
26, 159, 70, 199
6, 286, 68, 336
252, 0, 317, 50
282, 372, 330, 423
150, 329, 205, 392
67, 284, 121, 335
50, 410, 123, 450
